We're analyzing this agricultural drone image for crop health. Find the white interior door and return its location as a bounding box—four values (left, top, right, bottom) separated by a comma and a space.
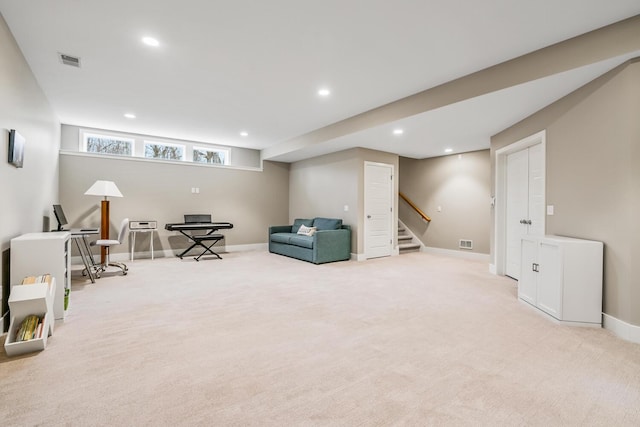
505, 143, 545, 280
506, 149, 529, 278
365, 162, 393, 259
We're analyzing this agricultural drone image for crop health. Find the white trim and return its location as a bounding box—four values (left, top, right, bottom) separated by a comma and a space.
421, 246, 490, 262
603, 313, 640, 344
59, 150, 263, 172
70, 243, 268, 265
493, 130, 546, 276
354, 253, 367, 261
518, 299, 601, 328
489, 264, 497, 274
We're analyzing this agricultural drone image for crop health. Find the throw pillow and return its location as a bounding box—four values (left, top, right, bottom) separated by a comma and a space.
312, 217, 342, 230
292, 218, 313, 233
297, 225, 317, 236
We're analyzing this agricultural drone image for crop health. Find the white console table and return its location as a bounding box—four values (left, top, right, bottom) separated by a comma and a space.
130, 227, 156, 260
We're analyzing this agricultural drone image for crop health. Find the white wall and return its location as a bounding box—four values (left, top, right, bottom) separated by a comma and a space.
0, 15, 60, 332
399, 150, 491, 254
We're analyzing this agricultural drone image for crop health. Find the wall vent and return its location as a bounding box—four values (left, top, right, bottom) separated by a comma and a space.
59, 53, 81, 67
459, 239, 473, 250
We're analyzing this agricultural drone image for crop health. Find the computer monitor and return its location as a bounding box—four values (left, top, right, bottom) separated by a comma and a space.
52, 204, 69, 231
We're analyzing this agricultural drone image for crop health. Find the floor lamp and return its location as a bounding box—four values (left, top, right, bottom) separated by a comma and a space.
85, 180, 123, 264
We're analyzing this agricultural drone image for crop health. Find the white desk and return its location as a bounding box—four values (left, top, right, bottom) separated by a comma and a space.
130, 229, 156, 260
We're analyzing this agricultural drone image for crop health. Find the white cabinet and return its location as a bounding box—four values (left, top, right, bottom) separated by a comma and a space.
11, 232, 71, 320
518, 235, 603, 325
4, 279, 55, 356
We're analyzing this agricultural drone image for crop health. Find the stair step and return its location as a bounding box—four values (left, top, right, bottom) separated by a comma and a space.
399, 242, 421, 252
398, 235, 412, 242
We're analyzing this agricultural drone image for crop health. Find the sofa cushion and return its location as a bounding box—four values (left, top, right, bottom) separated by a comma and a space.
292, 218, 313, 233
289, 235, 314, 249
270, 233, 295, 244
313, 217, 342, 230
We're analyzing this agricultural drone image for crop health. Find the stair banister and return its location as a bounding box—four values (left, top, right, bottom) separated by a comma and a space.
399, 192, 431, 222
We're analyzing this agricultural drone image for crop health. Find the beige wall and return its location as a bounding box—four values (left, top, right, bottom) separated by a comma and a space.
61, 124, 262, 169
0, 15, 60, 331
58, 154, 290, 257
399, 151, 490, 254
289, 148, 398, 256
491, 58, 640, 326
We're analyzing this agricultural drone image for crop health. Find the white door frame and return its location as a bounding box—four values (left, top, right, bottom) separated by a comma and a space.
364, 161, 394, 259
492, 130, 546, 276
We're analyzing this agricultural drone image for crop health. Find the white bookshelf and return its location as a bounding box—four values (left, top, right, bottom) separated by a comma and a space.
4, 279, 55, 356
11, 232, 71, 320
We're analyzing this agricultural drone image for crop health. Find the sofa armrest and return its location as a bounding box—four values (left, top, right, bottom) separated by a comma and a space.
269, 225, 292, 234
313, 228, 351, 263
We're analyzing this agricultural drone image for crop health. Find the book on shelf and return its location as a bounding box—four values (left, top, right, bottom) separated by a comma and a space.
21, 274, 52, 286
15, 314, 44, 342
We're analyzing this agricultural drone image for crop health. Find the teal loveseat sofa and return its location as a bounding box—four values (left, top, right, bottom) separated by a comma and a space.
268, 217, 351, 264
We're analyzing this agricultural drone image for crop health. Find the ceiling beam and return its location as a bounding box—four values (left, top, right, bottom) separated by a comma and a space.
262, 14, 640, 161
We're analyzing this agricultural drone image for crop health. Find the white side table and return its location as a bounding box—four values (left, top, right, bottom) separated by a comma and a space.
130, 229, 156, 261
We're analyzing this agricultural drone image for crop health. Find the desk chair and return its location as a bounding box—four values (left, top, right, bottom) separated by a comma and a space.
94, 218, 129, 275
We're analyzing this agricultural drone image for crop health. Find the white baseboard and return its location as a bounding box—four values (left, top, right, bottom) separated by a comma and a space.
70, 243, 269, 265
421, 246, 490, 262
603, 313, 640, 344
489, 264, 497, 274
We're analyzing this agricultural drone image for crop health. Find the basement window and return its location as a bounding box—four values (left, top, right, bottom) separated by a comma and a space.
144, 141, 185, 161
192, 146, 229, 165
83, 133, 134, 156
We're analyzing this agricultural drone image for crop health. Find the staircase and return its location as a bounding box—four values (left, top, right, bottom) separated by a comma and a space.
398, 223, 421, 254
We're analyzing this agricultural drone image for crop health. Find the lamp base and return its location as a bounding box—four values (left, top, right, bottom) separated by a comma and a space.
101, 200, 110, 264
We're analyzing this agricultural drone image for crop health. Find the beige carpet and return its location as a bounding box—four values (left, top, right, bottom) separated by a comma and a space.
1, 251, 639, 426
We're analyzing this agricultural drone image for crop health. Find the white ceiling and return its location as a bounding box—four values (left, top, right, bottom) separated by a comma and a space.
1, 1, 639, 161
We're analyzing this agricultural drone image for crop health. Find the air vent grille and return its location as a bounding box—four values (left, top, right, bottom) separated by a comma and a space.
59, 53, 81, 67
459, 239, 473, 250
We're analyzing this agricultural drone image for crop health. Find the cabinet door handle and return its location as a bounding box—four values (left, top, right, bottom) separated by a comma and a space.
532, 263, 539, 272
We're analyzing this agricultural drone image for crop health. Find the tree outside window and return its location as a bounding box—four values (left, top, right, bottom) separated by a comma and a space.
85, 134, 133, 156
144, 141, 185, 160
193, 146, 228, 165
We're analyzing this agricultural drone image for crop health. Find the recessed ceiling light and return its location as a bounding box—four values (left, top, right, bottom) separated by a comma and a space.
393, 129, 404, 135
124, 113, 136, 119
142, 36, 160, 47
240, 131, 249, 137
444, 148, 453, 153
318, 88, 330, 97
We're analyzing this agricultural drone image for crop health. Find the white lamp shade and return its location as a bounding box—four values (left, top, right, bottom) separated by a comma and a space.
84, 180, 123, 198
